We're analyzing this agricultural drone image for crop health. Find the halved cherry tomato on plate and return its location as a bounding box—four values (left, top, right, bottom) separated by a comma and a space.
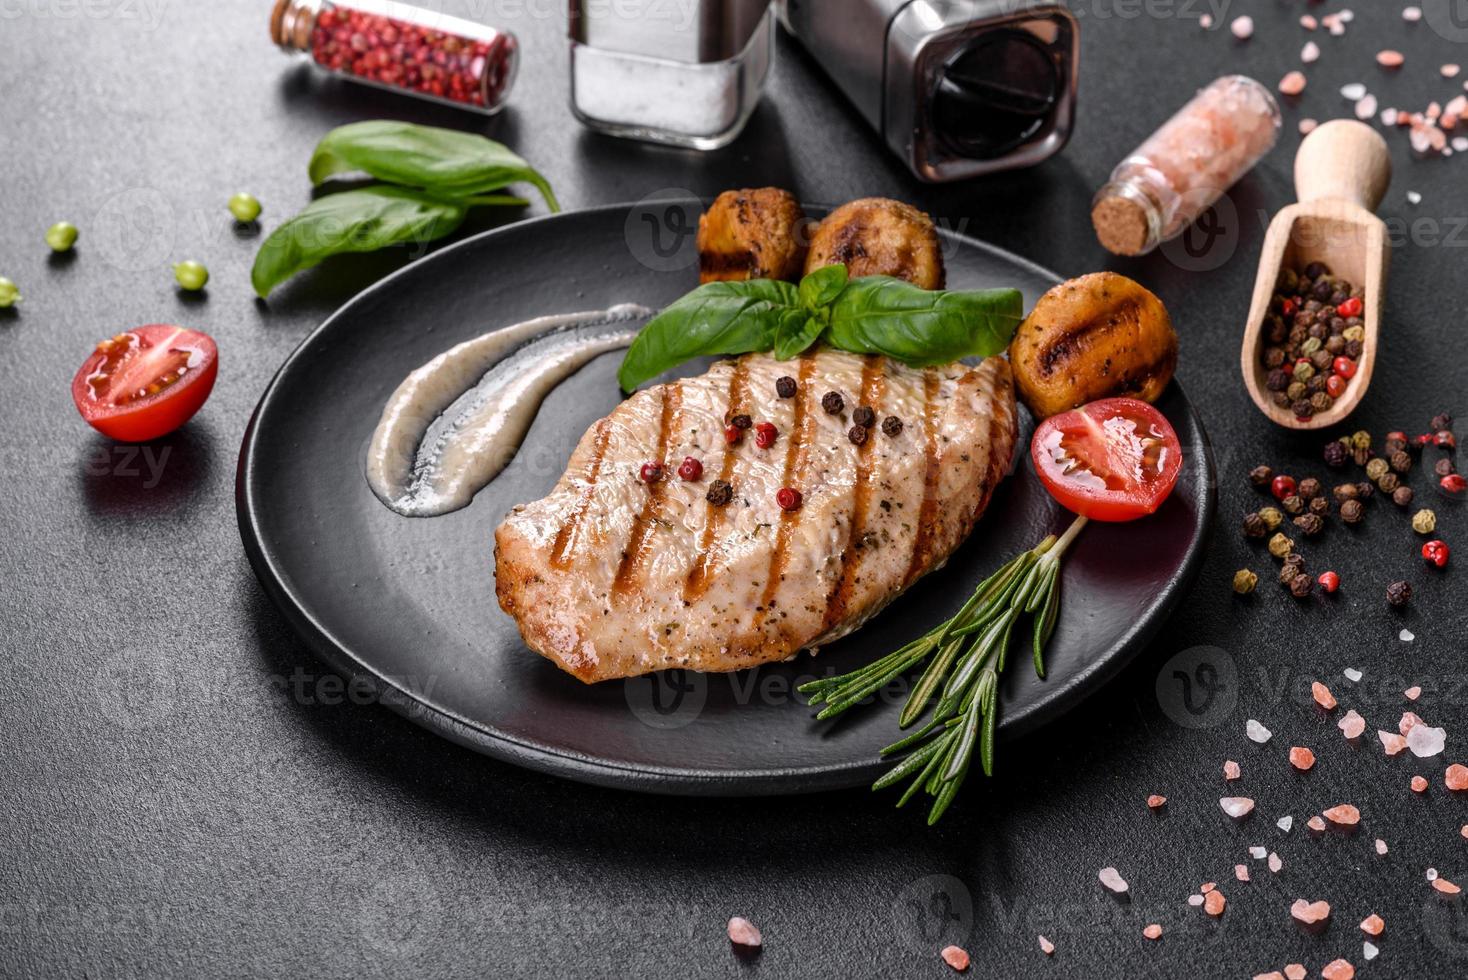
1031, 397, 1182, 522
71, 324, 218, 442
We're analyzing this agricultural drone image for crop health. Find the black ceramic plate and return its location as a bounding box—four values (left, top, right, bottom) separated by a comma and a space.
238, 199, 1216, 795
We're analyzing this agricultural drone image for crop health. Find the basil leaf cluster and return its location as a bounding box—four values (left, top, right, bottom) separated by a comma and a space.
617, 266, 1023, 391
252, 121, 557, 297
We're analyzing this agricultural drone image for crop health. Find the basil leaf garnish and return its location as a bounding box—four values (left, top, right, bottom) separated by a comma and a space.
617, 266, 1023, 390
616, 279, 799, 392
308, 121, 559, 211
251, 186, 468, 299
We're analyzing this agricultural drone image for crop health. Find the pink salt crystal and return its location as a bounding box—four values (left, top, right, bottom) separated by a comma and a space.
1269, 852, 1283, 873
1312, 682, 1337, 710
1308, 816, 1327, 832
1300, 14, 1317, 30
1200, 882, 1215, 894
1339, 710, 1366, 739
1038, 935, 1055, 955
1428, 101, 1442, 120
1250, 845, 1268, 859
1434, 878, 1462, 895
1298, 118, 1318, 135
1363, 942, 1378, 962
727, 917, 762, 947
1204, 890, 1226, 916
1428, 868, 1440, 881
1247, 720, 1272, 744
1321, 960, 1355, 980
1147, 794, 1167, 809
1446, 95, 1468, 118
1403, 6, 1423, 21
1379, 730, 1408, 755
1341, 82, 1367, 100
1375, 838, 1388, 855
1224, 760, 1241, 781
1221, 797, 1255, 818
1292, 899, 1332, 925
1377, 50, 1405, 69
1405, 686, 1422, 701
1401, 711, 1424, 735
1231, 15, 1254, 40
1412, 775, 1429, 793
1188, 894, 1205, 907
1277, 816, 1293, 832
1360, 913, 1384, 936
1285, 967, 1306, 980
1461, 825, 1468, 839
1407, 724, 1447, 758
1236, 864, 1250, 881
1301, 42, 1320, 65
1381, 108, 1399, 126
1143, 924, 1163, 940
1289, 747, 1316, 771
1446, 764, 1468, 790
1324, 803, 1361, 826
1199, 13, 1213, 29
1099, 867, 1129, 894
1446, 64, 1462, 79
1356, 95, 1379, 120
1456, 137, 1468, 151
941, 945, 970, 972
1279, 72, 1307, 96
1328, 20, 1345, 36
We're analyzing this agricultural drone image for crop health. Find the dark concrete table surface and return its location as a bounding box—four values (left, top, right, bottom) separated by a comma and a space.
3, 2, 1467, 977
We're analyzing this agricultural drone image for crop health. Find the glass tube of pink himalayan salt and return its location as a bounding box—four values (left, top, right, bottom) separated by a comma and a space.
1092, 75, 1280, 256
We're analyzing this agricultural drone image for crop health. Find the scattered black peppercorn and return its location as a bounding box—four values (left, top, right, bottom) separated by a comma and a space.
1323, 441, 1349, 468
1243, 512, 1268, 538
1309, 496, 1330, 516
1297, 477, 1322, 500
848, 424, 869, 446
1340, 499, 1364, 524
1280, 562, 1305, 585
1356, 481, 1374, 499
1430, 412, 1453, 432
1290, 573, 1314, 598
1390, 450, 1413, 473
1293, 513, 1325, 536
881, 416, 904, 437
775, 376, 797, 399
852, 406, 876, 428
1386, 580, 1412, 607
1333, 483, 1359, 502
1392, 485, 1414, 508
1351, 446, 1372, 467
1250, 464, 1274, 486
1377, 472, 1400, 493
821, 391, 845, 415
730, 414, 752, 430
1435, 458, 1457, 478
1282, 494, 1305, 515
705, 479, 734, 506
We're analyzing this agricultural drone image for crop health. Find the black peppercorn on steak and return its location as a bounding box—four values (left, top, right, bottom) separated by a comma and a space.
494, 350, 1017, 683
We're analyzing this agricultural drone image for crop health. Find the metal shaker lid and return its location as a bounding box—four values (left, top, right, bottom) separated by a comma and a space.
571, 0, 772, 63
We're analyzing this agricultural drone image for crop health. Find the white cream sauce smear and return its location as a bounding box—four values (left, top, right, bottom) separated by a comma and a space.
367, 303, 654, 517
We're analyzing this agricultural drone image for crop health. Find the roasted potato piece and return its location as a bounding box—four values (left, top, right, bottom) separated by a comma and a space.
697, 188, 809, 284
1009, 272, 1178, 419
804, 198, 945, 289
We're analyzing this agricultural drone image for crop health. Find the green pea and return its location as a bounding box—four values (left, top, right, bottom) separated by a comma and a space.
0, 277, 19, 309
46, 221, 79, 253
229, 192, 262, 223
173, 261, 210, 291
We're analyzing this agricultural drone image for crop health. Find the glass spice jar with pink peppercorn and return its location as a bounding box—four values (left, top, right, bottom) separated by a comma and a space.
270, 0, 518, 113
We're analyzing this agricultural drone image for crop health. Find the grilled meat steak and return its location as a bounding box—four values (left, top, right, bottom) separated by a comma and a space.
495, 350, 1017, 682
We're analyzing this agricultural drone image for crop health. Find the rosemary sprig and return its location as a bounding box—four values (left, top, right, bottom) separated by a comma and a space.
801, 514, 1088, 823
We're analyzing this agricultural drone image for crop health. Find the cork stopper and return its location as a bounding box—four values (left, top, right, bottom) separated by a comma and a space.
270, 0, 316, 51
1091, 194, 1152, 257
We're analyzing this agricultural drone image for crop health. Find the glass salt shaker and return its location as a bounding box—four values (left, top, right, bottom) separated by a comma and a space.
1092, 75, 1280, 256
569, 0, 775, 149
270, 0, 518, 114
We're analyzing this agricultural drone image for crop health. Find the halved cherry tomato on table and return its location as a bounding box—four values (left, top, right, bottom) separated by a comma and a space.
1031, 397, 1182, 522
71, 324, 218, 442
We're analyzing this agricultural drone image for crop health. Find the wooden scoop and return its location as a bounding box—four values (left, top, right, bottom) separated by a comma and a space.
1241, 119, 1391, 430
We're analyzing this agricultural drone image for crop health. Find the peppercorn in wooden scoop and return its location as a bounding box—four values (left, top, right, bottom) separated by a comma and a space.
1241, 120, 1391, 430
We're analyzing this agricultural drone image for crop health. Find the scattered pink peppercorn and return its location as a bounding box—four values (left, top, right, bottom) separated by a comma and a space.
1423, 540, 1450, 568
639, 461, 663, 483
1442, 473, 1467, 497
1272, 475, 1297, 501
776, 487, 802, 511
724, 425, 742, 446
1318, 571, 1340, 593
754, 422, 779, 449
677, 456, 703, 481
1438, 430, 1457, 450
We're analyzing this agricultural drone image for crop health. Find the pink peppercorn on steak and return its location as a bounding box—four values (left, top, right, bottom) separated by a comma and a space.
494, 350, 1017, 683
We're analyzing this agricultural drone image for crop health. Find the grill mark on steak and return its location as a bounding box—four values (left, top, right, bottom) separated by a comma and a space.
820, 354, 884, 631
903, 370, 942, 586
754, 353, 817, 628
550, 418, 612, 570
683, 355, 751, 602
613, 383, 681, 597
